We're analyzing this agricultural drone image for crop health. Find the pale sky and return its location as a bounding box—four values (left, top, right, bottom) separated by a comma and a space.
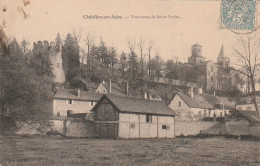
2, 0, 257, 64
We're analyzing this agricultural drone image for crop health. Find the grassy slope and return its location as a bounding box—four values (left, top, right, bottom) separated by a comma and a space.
0, 136, 259, 166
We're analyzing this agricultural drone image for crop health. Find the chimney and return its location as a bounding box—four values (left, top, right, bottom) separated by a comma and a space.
75, 88, 80, 97
109, 79, 112, 93
77, 89, 80, 97
144, 91, 147, 99
213, 90, 216, 96
198, 88, 203, 94
125, 81, 129, 95
190, 86, 194, 98
102, 80, 105, 85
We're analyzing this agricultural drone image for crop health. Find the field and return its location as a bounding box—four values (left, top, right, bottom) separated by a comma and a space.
0, 136, 260, 166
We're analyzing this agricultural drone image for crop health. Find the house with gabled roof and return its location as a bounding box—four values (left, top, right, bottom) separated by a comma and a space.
168, 91, 206, 121
91, 94, 177, 138
53, 89, 103, 117
236, 91, 260, 112
168, 90, 231, 121
95, 79, 127, 96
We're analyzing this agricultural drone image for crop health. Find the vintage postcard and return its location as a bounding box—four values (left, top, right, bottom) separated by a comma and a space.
0, 0, 260, 165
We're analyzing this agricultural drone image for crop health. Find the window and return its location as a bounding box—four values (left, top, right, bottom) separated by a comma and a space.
179, 101, 181, 107
211, 66, 213, 72
67, 110, 72, 116
162, 125, 170, 130
146, 115, 152, 123
220, 112, 223, 117
91, 101, 94, 106
247, 99, 251, 103
57, 111, 60, 117
204, 110, 207, 115
68, 99, 73, 104
130, 123, 135, 129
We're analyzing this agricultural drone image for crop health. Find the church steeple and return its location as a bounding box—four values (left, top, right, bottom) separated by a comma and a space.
217, 45, 230, 68
218, 45, 224, 58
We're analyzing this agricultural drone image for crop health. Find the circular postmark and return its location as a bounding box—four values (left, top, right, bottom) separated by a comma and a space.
220, 0, 260, 34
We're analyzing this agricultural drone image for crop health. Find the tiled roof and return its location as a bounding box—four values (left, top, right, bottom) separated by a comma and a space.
99, 95, 177, 116
53, 89, 102, 101
228, 110, 260, 123
193, 94, 213, 109
176, 92, 204, 109
237, 110, 260, 123
103, 82, 126, 96
216, 96, 236, 110
201, 94, 220, 106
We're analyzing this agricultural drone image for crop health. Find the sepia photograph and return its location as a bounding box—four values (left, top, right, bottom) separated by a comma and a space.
0, 0, 260, 165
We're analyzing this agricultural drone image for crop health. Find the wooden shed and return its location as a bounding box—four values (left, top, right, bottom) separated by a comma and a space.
91, 94, 177, 138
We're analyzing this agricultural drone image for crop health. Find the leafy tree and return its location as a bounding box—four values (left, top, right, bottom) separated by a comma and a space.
128, 51, 139, 79
0, 38, 53, 133
120, 52, 127, 77
30, 42, 53, 77
62, 33, 80, 82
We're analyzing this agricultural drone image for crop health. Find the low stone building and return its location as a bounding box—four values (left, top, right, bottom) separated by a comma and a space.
92, 94, 177, 138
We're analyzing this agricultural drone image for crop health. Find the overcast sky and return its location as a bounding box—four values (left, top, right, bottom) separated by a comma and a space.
2, 0, 255, 64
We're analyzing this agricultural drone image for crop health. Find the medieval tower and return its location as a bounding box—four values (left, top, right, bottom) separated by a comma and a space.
188, 43, 205, 64
33, 41, 65, 83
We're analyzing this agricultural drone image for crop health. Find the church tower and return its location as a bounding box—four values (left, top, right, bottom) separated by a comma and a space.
217, 45, 230, 68
188, 43, 205, 64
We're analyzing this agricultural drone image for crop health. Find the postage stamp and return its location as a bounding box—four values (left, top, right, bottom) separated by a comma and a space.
220, 0, 259, 33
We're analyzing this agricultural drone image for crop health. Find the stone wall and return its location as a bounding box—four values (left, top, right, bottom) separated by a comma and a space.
50, 119, 95, 137
175, 121, 217, 136
64, 119, 95, 138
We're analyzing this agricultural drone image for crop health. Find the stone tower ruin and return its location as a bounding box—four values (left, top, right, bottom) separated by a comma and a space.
33, 40, 65, 83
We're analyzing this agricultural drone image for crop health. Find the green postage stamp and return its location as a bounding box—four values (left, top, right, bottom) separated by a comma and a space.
221, 0, 259, 33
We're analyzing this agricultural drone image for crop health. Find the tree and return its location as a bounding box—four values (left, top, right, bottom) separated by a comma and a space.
62, 33, 80, 82
0, 38, 53, 133
127, 38, 139, 79
85, 31, 95, 71
55, 33, 62, 52
120, 52, 127, 77
233, 35, 260, 115
108, 47, 118, 67
147, 40, 154, 76
138, 38, 145, 79
30, 41, 53, 77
